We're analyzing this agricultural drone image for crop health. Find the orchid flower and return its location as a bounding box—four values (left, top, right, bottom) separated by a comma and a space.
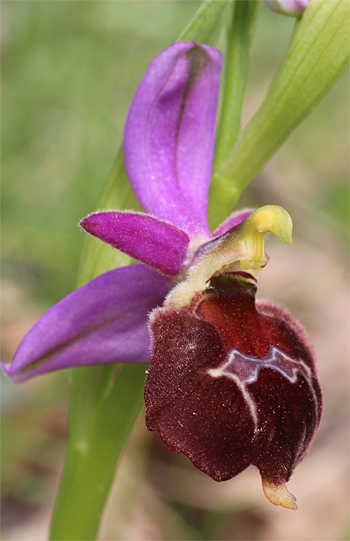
2, 42, 322, 509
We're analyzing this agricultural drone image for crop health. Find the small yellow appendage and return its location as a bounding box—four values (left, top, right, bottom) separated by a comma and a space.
262, 478, 298, 510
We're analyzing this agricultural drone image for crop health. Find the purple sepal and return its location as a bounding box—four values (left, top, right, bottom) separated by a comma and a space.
212, 209, 254, 238
2, 265, 172, 383
123, 42, 222, 240
80, 211, 190, 276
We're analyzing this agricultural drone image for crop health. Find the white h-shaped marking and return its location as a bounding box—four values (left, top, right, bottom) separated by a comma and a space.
208, 346, 318, 431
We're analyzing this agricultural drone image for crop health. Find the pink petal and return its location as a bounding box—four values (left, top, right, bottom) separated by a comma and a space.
80, 211, 189, 276
2, 265, 172, 383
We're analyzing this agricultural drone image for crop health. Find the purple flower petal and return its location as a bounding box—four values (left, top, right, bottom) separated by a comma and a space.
212, 209, 254, 238
2, 265, 172, 383
124, 42, 222, 240
80, 211, 190, 276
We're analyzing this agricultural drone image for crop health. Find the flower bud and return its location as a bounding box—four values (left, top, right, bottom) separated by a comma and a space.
265, 0, 310, 17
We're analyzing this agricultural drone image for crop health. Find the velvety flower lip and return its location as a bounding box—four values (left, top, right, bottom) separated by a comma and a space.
1, 265, 172, 383
145, 272, 322, 510
123, 42, 222, 240
80, 211, 190, 276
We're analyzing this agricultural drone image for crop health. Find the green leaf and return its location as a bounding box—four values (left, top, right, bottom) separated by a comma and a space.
49, 2, 229, 539
208, 0, 350, 229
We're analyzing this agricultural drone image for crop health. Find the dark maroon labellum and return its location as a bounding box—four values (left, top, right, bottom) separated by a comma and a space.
145, 274, 322, 507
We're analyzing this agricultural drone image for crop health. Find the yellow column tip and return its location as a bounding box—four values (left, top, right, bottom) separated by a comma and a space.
246, 205, 293, 244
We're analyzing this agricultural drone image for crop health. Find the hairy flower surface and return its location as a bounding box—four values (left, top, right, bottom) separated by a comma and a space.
146, 271, 322, 509
2, 42, 322, 508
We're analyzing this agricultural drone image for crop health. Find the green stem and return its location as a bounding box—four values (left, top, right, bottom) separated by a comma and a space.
213, 0, 258, 176
50, 364, 146, 541
208, 0, 349, 230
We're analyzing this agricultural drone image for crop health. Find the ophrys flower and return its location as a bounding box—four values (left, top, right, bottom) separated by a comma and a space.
2, 42, 322, 509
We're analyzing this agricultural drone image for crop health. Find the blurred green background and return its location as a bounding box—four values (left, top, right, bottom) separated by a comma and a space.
1, 2, 349, 540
